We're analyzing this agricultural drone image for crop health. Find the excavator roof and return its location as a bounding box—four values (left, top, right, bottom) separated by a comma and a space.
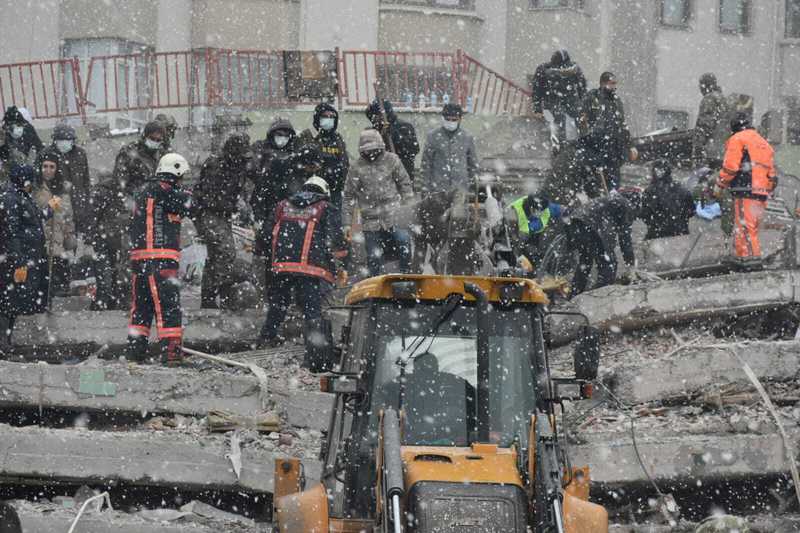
344, 274, 553, 306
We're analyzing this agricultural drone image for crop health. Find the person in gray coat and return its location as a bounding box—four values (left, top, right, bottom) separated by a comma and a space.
343, 129, 415, 277
418, 104, 479, 194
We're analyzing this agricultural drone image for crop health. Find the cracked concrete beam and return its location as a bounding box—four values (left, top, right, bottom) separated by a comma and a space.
11, 309, 263, 348
0, 424, 321, 494
571, 431, 798, 486
0, 360, 333, 431
604, 341, 800, 405
551, 270, 800, 343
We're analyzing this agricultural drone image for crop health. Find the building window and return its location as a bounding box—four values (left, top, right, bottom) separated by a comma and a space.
719, 0, 751, 34
660, 0, 691, 27
656, 110, 690, 131
787, 0, 800, 38
62, 38, 150, 122
381, 0, 475, 9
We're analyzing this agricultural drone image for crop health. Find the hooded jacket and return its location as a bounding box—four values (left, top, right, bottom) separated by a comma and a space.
366, 100, 420, 178
419, 123, 478, 194
579, 88, 631, 165
33, 181, 76, 258
299, 103, 349, 204
343, 130, 415, 232
570, 194, 636, 267
194, 139, 252, 218
268, 190, 348, 283
641, 175, 695, 240
36, 136, 90, 234
251, 118, 305, 225
113, 135, 164, 196
531, 50, 587, 116
0, 166, 49, 316
693, 85, 729, 163
0, 106, 44, 165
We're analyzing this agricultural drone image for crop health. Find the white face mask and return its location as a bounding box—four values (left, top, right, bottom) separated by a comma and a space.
442, 119, 459, 132
274, 135, 290, 148
55, 140, 74, 154
144, 138, 162, 150
319, 117, 336, 131
10, 125, 24, 139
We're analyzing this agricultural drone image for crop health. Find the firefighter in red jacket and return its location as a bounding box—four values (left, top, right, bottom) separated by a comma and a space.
127, 153, 193, 366
257, 176, 348, 372
715, 113, 777, 263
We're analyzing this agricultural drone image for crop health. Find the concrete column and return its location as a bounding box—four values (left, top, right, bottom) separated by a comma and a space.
477, 0, 507, 74
301, 0, 379, 50
607, 0, 658, 135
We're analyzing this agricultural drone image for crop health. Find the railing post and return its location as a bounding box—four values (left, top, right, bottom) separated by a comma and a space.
453, 48, 462, 107
73, 57, 87, 125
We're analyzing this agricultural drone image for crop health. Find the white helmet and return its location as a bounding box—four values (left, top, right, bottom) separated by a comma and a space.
304, 175, 330, 196
156, 153, 190, 179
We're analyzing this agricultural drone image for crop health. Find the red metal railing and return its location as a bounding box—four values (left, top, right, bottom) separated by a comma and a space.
0, 48, 532, 122
340, 49, 460, 107
460, 51, 531, 116
0, 58, 84, 120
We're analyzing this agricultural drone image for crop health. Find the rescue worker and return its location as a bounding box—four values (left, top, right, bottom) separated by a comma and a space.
113, 122, 166, 196
365, 99, 419, 179
505, 193, 566, 271
418, 103, 479, 194
714, 113, 777, 265
154, 114, 178, 151
257, 176, 348, 372
415, 103, 479, 272
127, 153, 192, 366
250, 118, 302, 299
692, 73, 729, 167
0, 106, 43, 169
36, 123, 91, 235
568, 189, 640, 295
33, 154, 76, 296
299, 103, 349, 208
89, 172, 129, 310
343, 129, 415, 277
577, 72, 635, 192
193, 133, 253, 309
0, 165, 55, 356
531, 49, 587, 152
640, 159, 695, 240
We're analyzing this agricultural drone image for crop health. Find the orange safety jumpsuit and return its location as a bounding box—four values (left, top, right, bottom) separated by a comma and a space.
716, 128, 776, 258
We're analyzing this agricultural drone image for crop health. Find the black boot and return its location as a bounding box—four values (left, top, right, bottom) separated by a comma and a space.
201, 282, 218, 309
303, 319, 334, 373
126, 336, 149, 363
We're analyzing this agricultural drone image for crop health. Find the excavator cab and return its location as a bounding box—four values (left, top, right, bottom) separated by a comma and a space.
274, 274, 608, 533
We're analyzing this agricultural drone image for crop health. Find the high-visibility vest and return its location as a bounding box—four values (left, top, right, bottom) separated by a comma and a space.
510, 196, 551, 236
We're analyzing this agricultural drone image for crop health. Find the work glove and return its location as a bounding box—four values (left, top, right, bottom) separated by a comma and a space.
343, 226, 353, 242
13, 266, 27, 283
518, 256, 533, 272
629, 147, 639, 162
48, 196, 62, 211
336, 270, 349, 288
712, 184, 723, 199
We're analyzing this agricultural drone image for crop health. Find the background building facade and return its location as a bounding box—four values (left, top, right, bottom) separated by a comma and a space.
1, 0, 799, 140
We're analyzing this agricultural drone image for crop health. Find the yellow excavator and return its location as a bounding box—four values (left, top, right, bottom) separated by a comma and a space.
273, 274, 608, 532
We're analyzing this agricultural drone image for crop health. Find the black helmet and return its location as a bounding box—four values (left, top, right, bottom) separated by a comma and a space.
651, 159, 672, 182
699, 73, 718, 95
730, 112, 752, 133
523, 193, 549, 217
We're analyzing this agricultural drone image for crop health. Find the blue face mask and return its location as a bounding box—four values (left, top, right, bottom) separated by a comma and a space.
319, 117, 336, 131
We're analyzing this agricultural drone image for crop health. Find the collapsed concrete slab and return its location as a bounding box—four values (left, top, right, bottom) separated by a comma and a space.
560, 269, 800, 336
0, 360, 333, 431
571, 430, 796, 486
3, 500, 254, 533
12, 309, 263, 352
0, 424, 321, 494
604, 341, 800, 405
